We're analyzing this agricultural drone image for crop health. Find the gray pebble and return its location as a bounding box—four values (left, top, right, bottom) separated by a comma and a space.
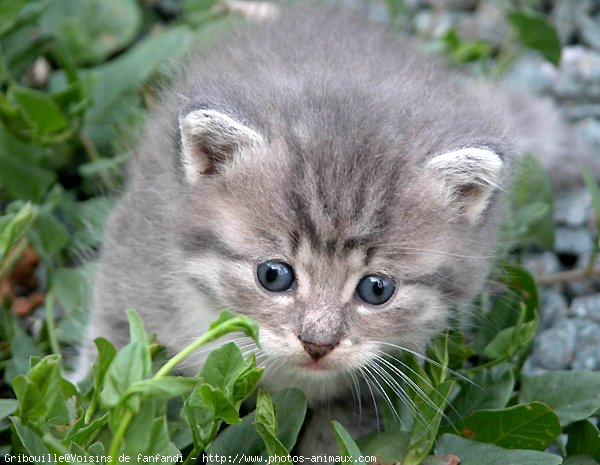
570, 293, 600, 322
554, 227, 595, 256
539, 289, 570, 330
572, 321, 600, 370
530, 318, 577, 369
553, 46, 600, 100
553, 188, 591, 227
503, 53, 558, 95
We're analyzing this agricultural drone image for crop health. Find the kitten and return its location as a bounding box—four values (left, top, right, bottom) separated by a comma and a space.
73, 3, 583, 456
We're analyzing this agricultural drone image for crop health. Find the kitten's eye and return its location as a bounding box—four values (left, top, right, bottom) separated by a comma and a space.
257, 261, 295, 292
356, 275, 395, 305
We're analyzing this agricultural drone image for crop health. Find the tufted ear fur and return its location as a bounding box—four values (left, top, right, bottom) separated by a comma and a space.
179, 109, 263, 183
427, 147, 504, 222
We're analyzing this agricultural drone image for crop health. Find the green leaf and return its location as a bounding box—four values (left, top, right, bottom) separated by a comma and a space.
4, 318, 44, 384
449, 363, 515, 422
332, 421, 364, 461
126, 308, 148, 346
209, 311, 260, 344
197, 342, 249, 394
65, 413, 109, 446
99, 342, 149, 410
126, 377, 197, 400
39, 0, 142, 65
506, 153, 554, 249
440, 29, 493, 65
404, 380, 455, 465
0, 202, 35, 261
482, 314, 537, 359
567, 421, 600, 460
507, 9, 562, 67
83, 26, 193, 146
426, 331, 450, 385
209, 389, 307, 457
8, 86, 68, 136
0, 0, 29, 36
357, 431, 409, 464
519, 370, 600, 426
198, 384, 240, 424
254, 423, 290, 457
53, 265, 94, 345
0, 124, 55, 202
10, 417, 51, 457
255, 389, 277, 435
435, 434, 563, 465
144, 416, 180, 458
28, 208, 70, 257
441, 402, 561, 450
0, 399, 18, 422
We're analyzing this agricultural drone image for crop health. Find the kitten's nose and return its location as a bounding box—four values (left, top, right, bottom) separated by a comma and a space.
301, 340, 338, 360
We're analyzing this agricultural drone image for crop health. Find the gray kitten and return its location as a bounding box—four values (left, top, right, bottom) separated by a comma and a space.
73, 3, 585, 456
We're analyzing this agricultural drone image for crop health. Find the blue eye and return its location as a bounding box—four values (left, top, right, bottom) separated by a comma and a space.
257, 261, 295, 292
356, 275, 395, 305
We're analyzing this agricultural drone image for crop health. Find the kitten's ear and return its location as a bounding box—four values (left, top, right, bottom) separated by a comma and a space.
179, 109, 263, 183
427, 147, 504, 222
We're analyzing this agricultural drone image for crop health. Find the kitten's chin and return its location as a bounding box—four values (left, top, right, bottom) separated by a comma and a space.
260, 361, 352, 405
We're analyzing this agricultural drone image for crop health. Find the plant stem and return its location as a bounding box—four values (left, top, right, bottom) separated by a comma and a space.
0, 237, 28, 281
109, 409, 133, 464
45, 292, 60, 355
155, 316, 251, 378
108, 315, 254, 460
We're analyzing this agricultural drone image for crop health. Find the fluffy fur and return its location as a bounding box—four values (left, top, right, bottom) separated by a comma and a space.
73, 3, 577, 455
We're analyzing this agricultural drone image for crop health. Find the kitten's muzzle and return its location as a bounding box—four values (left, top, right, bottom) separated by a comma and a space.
300, 339, 339, 360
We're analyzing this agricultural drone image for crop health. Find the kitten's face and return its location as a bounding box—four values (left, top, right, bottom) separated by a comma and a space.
177, 109, 507, 402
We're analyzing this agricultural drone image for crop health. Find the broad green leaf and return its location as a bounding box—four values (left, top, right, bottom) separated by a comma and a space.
232, 361, 263, 405
8, 86, 68, 136
449, 363, 515, 422
10, 417, 51, 457
144, 416, 180, 458
209, 389, 307, 457
119, 400, 157, 457
506, 153, 554, 249
435, 434, 563, 465
0, 0, 29, 35
65, 413, 108, 446
83, 26, 193, 147
441, 402, 561, 450
333, 421, 364, 462
100, 341, 149, 410
39, 0, 142, 65
0, 123, 55, 201
255, 389, 277, 435
0, 0, 52, 36
4, 318, 44, 384
519, 371, 600, 426
440, 29, 493, 64
254, 423, 290, 457
126, 377, 196, 401
0, 202, 35, 261
482, 316, 537, 359
208, 311, 260, 344
28, 208, 70, 257
357, 431, 409, 464
507, 9, 562, 67
404, 380, 455, 465
126, 308, 147, 346
53, 265, 94, 345
426, 331, 450, 385
0, 399, 17, 422
198, 384, 240, 425
567, 421, 600, 460
197, 342, 249, 394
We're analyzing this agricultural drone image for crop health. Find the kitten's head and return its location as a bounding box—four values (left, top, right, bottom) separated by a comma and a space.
174, 94, 511, 402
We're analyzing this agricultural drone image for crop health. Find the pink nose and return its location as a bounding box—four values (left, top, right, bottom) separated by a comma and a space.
302, 341, 337, 360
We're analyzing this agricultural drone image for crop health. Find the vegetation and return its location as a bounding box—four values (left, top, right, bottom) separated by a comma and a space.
1, 1, 599, 464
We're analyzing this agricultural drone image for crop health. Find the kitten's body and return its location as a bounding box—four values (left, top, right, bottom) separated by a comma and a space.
75, 4, 583, 455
